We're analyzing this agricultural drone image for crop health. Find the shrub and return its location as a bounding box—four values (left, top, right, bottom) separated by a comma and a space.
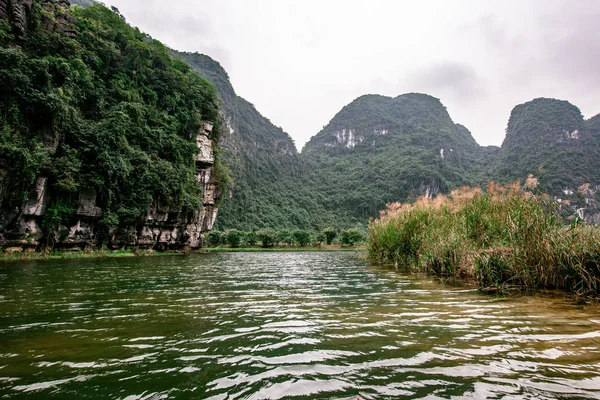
256, 228, 276, 248
292, 229, 311, 247
340, 228, 365, 247
276, 229, 293, 246
225, 229, 243, 248
206, 231, 223, 247
244, 231, 257, 247
315, 232, 326, 246
322, 227, 337, 245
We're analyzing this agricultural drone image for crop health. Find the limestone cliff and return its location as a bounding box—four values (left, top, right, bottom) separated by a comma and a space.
301, 94, 490, 220
0, 1, 222, 250
171, 52, 307, 230
1, 122, 220, 251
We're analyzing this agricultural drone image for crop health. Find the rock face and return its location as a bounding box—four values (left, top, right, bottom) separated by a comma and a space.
0, 123, 220, 250
0, 0, 76, 39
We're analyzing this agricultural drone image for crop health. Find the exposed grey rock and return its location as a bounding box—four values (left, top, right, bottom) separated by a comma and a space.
12, 1, 32, 39
195, 123, 215, 165
195, 135, 214, 165
196, 168, 212, 185
203, 183, 217, 205
0, 0, 9, 20
64, 219, 95, 246
3, 0, 76, 40
77, 189, 102, 218
23, 177, 49, 216
42, 0, 77, 38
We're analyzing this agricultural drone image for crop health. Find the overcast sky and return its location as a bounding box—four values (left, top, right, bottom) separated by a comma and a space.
101, 0, 599, 150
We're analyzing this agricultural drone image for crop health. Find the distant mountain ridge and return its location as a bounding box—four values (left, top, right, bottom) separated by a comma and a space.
170, 50, 600, 228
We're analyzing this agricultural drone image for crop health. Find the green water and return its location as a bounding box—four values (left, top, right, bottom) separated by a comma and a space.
0, 252, 599, 399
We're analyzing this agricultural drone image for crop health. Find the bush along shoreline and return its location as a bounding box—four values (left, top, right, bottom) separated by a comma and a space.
0, 227, 367, 261
205, 227, 366, 250
0, 248, 186, 262
367, 180, 600, 296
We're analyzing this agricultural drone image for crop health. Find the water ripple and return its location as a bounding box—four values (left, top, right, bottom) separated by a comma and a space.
1, 252, 600, 398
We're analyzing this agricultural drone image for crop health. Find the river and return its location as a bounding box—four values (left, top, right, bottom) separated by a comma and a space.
0, 252, 599, 399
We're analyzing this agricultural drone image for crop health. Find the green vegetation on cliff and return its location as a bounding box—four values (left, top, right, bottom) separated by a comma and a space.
168, 54, 600, 233
173, 51, 332, 231
301, 94, 492, 222
493, 98, 600, 194
0, 2, 220, 240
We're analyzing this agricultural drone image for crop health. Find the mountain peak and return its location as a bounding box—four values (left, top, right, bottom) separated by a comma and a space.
303, 92, 458, 153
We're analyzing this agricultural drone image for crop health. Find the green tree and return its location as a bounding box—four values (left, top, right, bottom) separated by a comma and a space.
340, 228, 365, 247
225, 229, 243, 248
276, 229, 293, 246
315, 232, 326, 247
256, 228, 277, 248
206, 231, 223, 247
322, 227, 338, 245
244, 231, 257, 247
292, 229, 311, 247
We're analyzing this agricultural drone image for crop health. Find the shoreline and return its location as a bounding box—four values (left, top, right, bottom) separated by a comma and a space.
202, 246, 365, 253
0, 249, 185, 263
0, 246, 366, 262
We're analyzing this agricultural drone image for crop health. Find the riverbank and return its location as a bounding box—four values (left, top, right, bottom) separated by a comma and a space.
0, 246, 366, 262
368, 183, 600, 295
0, 249, 185, 262
202, 246, 366, 253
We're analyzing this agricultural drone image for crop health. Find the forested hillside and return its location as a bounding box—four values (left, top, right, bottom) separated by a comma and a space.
302, 93, 493, 221
0, 0, 222, 249
172, 52, 330, 230
493, 98, 600, 193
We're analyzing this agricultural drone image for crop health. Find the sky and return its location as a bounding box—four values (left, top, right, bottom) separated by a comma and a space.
101, 0, 600, 150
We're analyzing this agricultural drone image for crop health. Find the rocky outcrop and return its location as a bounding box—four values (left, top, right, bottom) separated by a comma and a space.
42, 0, 77, 38
554, 184, 600, 224
0, 0, 76, 40
0, 0, 9, 20
0, 122, 220, 251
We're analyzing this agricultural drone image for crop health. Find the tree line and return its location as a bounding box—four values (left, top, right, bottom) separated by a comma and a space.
206, 227, 365, 248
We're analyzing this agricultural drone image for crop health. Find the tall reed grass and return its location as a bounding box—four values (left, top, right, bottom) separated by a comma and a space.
367, 181, 600, 295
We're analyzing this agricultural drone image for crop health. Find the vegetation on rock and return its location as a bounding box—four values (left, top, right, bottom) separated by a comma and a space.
302, 93, 493, 225
0, 2, 222, 247
171, 52, 324, 231
493, 98, 600, 194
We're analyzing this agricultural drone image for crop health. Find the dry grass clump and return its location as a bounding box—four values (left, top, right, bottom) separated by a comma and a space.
368, 182, 600, 294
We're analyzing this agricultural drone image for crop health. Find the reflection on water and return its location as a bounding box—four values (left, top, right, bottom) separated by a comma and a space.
0, 252, 599, 399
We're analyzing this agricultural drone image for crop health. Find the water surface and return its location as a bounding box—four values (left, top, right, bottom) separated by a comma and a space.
0, 252, 599, 399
